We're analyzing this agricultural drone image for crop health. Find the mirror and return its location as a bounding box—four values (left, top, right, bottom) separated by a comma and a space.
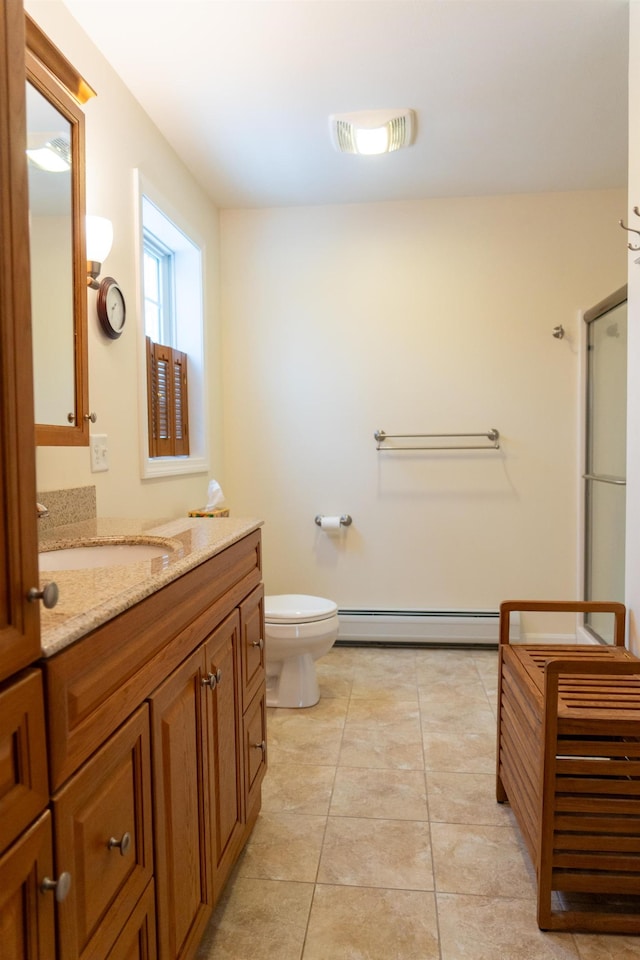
26, 16, 95, 446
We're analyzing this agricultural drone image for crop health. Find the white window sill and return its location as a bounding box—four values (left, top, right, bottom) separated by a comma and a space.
142, 455, 209, 480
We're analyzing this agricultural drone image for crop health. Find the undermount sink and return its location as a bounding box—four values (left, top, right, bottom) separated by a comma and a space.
39, 540, 177, 571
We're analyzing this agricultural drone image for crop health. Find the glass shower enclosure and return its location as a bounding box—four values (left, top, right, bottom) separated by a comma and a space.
583, 286, 627, 644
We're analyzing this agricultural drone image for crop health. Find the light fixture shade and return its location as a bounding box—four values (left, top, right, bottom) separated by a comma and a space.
86, 215, 113, 263
330, 109, 415, 155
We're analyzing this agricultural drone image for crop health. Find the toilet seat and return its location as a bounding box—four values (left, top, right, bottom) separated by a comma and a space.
265, 594, 338, 625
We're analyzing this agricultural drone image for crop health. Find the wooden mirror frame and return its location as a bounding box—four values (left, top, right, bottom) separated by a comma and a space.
26, 15, 95, 446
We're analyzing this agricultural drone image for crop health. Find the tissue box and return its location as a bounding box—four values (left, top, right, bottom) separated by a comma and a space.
188, 507, 230, 518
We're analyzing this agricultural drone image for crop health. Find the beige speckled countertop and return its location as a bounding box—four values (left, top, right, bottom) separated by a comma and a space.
38, 516, 263, 658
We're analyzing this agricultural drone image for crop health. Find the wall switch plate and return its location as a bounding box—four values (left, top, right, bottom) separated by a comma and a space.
90, 434, 109, 472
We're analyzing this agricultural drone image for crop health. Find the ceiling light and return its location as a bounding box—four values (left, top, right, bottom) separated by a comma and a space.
330, 109, 415, 156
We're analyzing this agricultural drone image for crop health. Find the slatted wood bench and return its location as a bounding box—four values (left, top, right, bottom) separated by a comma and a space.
496, 600, 640, 933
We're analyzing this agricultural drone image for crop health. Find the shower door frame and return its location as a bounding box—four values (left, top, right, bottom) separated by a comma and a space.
582, 284, 627, 644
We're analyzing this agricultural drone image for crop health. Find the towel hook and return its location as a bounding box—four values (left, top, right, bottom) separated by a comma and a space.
619, 207, 640, 250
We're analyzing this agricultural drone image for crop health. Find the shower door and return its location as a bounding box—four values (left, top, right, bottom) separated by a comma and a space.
583, 286, 627, 643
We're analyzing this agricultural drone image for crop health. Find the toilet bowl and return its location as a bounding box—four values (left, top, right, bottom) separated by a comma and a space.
264, 594, 339, 708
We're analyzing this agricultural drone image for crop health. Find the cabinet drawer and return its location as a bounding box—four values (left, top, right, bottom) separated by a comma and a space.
243, 689, 267, 817
0, 668, 48, 855
0, 810, 55, 959
53, 704, 153, 960
239, 584, 265, 710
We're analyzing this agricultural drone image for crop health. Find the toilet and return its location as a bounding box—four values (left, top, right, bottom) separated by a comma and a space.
264, 594, 339, 708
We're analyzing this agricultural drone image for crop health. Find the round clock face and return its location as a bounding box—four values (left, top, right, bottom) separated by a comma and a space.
97, 277, 126, 339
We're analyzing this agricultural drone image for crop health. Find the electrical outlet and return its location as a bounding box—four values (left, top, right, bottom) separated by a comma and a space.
90, 434, 109, 472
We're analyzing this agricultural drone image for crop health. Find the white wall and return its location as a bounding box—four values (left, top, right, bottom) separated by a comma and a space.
221, 192, 626, 630
626, 1, 640, 656
26, 0, 223, 519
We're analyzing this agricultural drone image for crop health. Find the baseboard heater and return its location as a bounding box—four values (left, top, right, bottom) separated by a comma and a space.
336, 609, 520, 648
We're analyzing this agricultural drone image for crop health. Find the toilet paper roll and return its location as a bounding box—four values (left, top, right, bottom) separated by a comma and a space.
319, 516, 342, 530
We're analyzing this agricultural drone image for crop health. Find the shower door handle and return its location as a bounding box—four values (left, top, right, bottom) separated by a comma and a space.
582, 474, 626, 486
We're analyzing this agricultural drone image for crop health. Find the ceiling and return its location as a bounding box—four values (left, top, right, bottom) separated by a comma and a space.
61, 0, 629, 210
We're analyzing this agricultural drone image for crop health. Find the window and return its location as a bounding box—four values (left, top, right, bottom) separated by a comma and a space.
143, 228, 189, 457
136, 171, 208, 478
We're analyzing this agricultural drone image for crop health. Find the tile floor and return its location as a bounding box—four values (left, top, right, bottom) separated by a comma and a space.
196, 646, 640, 960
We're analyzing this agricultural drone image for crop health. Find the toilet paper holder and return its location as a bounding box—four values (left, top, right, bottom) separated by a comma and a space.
315, 514, 352, 527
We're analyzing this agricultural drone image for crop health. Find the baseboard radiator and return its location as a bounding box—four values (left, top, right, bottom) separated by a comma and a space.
336, 609, 521, 648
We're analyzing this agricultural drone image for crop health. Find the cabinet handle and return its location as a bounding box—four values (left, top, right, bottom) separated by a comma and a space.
108, 832, 131, 856
251, 638, 264, 650
201, 668, 222, 690
28, 582, 59, 609
252, 740, 266, 752
41, 872, 72, 903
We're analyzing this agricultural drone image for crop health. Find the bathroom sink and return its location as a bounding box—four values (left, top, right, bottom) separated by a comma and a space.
39, 540, 177, 571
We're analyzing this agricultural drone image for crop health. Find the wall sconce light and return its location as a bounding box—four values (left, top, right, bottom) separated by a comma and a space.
86, 215, 113, 289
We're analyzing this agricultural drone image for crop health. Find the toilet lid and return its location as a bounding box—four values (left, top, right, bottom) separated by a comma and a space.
264, 594, 338, 624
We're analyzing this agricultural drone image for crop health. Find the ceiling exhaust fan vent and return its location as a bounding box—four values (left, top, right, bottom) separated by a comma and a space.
330, 109, 415, 155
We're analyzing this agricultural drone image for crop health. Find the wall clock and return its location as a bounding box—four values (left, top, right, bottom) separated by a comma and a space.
96, 276, 126, 339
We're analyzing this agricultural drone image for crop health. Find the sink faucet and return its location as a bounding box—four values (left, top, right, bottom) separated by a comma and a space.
36, 502, 49, 519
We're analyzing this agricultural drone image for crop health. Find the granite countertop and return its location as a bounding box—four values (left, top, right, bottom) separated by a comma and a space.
38, 516, 263, 657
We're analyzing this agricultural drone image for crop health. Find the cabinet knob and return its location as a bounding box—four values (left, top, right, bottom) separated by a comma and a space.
41, 872, 72, 903
251, 638, 264, 650
84, 412, 97, 423
28, 581, 59, 609
108, 832, 131, 857
252, 740, 266, 752
67, 412, 75, 423
201, 668, 222, 690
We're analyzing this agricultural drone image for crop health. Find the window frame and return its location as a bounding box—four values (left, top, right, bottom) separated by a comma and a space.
134, 169, 209, 479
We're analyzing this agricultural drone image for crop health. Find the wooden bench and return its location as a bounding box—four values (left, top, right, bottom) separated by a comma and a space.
496, 600, 640, 933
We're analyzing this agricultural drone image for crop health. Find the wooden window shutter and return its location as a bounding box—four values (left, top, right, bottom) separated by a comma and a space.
146, 337, 189, 457
172, 349, 189, 456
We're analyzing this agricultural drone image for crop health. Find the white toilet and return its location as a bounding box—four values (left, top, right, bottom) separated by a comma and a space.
264, 594, 339, 708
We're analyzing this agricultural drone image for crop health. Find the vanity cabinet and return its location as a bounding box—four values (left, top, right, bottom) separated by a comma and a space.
43, 530, 266, 960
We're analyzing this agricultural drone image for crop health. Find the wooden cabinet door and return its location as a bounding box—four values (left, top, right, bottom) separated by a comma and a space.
0, 669, 48, 856
150, 646, 211, 960
105, 881, 156, 960
204, 611, 244, 900
239, 585, 265, 710
0, 810, 56, 960
53, 705, 153, 960
0, 0, 41, 684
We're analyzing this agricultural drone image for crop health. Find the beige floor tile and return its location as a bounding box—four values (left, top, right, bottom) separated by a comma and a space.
195, 877, 313, 960
423, 721, 496, 773
350, 676, 420, 700
338, 724, 425, 769
261, 762, 336, 815
266, 698, 348, 765
236, 812, 326, 882
437, 893, 580, 960
302, 885, 440, 960
415, 651, 483, 684
431, 821, 536, 899
317, 816, 434, 890
427, 770, 516, 826
573, 934, 640, 959
418, 677, 491, 710
339, 698, 424, 768
330, 766, 429, 820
